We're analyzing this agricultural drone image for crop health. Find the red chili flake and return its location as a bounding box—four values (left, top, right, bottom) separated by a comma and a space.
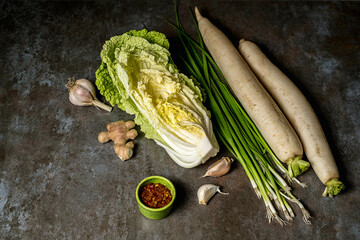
140, 182, 172, 208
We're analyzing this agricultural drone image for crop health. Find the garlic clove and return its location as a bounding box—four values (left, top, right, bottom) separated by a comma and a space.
197, 184, 229, 205
202, 157, 234, 177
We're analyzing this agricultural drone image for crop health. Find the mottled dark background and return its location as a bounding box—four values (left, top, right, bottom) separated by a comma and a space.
0, 1, 359, 239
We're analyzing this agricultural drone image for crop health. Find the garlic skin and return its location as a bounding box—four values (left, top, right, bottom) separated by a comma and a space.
66, 78, 112, 112
202, 157, 234, 177
197, 184, 229, 205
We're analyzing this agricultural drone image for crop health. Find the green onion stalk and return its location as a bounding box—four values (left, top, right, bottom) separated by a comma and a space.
169, 6, 311, 225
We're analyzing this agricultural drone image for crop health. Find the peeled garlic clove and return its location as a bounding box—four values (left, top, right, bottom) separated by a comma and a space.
197, 184, 229, 205
202, 157, 234, 177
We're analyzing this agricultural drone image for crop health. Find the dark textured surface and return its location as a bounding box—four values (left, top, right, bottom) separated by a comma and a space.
0, 1, 359, 239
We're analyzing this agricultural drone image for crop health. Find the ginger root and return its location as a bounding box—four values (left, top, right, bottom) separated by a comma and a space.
98, 120, 138, 161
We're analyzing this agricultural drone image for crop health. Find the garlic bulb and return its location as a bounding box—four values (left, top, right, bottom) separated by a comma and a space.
202, 157, 234, 177
197, 184, 229, 205
66, 78, 112, 112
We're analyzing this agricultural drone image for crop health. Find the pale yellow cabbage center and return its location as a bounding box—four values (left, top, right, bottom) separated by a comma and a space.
120, 53, 203, 140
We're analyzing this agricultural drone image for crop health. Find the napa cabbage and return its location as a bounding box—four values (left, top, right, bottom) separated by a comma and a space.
96, 29, 219, 168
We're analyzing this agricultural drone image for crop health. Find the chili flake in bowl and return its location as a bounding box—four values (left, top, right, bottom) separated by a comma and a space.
140, 182, 172, 208
136, 176, 176, 220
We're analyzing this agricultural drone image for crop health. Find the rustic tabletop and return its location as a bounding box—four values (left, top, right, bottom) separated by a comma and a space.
0, 1, 359, 239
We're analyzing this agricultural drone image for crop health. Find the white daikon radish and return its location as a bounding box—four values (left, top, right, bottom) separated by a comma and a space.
195, 8, 308, 177
238, 39, 344, 197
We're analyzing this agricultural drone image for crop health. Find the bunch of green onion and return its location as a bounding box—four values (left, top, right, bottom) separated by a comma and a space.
169, 7, 311, 225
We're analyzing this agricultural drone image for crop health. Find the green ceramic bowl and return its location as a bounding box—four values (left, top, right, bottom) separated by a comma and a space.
136, 176, 176, 220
